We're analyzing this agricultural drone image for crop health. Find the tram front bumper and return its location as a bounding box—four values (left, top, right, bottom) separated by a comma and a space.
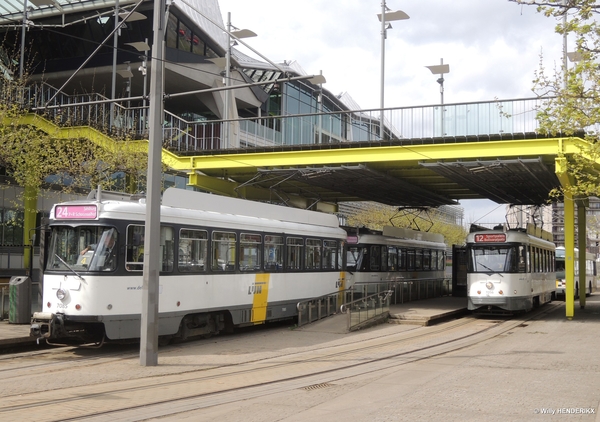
30, 312, 65, 340
468, 296, 532, 311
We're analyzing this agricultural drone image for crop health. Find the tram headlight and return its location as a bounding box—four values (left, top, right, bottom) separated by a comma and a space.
485, 282, 494, 290
56, 288, 67, 300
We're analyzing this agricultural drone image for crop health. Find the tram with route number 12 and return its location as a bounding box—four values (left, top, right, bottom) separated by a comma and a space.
30, 188, 349, 345
466, 224, 556, 313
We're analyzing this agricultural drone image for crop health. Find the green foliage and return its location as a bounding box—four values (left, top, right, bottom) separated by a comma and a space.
346, 203, 468, 246
513, 0, 600, 199
0, 66, 150, 206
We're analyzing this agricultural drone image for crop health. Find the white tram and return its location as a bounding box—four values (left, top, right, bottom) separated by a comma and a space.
345, 225, 447, 293
31, 188, 348, 345
555, 246, 597, 298
466, 224, 556, 313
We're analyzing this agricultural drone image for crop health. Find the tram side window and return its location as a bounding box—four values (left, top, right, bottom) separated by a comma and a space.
178, 228, 207, 273
387, 246, 397, 271
423, 249, 431, 271
406, 249, 415, 270
370, 245, 381, 271
161, 226, 175, 272
323, 240, 337, 270
438, 250, 445, 271
212, 231, 236, 271
399, 248, 406, 270
541, 249, 546, 272
264, 235, 283, 270
517, 245, 526, 273
431, 250, 438, 271
415, 249, 423, 271
286, 237, 303, 270
240, 233, 261, 271
381, 246, 388, 271
305, 238, 322, 270
126, 225, 145, 271
346, 246, 364, 271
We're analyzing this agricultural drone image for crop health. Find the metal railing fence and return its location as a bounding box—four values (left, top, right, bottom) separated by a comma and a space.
0, 79, 553, 154
296, 289, 353, 328
340, 290, 393, 332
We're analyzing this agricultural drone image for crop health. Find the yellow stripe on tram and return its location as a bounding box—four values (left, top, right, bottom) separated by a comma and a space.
251, 273, 270, 323
337, 271, 346, 304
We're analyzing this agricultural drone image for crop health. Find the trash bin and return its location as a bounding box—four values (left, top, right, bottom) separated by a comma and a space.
9, 276, 31, 324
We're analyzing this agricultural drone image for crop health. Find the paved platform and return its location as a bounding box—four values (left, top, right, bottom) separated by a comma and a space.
0, 296, 467, 348
0, 317, 36, 347
387, 296, 468, 326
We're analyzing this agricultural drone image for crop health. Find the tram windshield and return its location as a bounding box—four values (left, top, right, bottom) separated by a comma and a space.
346, 246, 365, 271
468, 245, 523, 274
47, 226, 118, 272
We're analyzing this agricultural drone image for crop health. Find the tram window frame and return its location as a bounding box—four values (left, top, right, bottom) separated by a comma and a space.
264, 235, 283, 271
406, 249, 415, 270
423, 249, 431, 271
286, 237, 303, 270
431, 250, 437, 271
211, 231, 236, 271
517, 245, 526, 273
415, 248, 423, 271
323, 240, 337, 270
369, 245, 380, 271
126, 224, 145, 271
381, 246, 388, 271
178, 228, 208, 273
239, 232, 261, 272
305, 238, 322, 270
346, 246, 364, 271
399, 248, 406, 270
161, 226, 175, 272
387, 246, 398, 271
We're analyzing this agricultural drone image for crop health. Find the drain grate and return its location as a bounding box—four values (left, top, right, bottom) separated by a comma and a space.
302, 383, 333, 391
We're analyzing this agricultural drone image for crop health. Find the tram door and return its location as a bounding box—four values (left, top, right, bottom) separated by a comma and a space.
452, 245, 467, 297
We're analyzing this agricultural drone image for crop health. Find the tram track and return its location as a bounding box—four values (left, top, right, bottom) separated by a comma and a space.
0, 302, 562, 422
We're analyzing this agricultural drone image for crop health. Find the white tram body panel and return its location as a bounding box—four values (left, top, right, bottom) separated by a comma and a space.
31, 188, 348, 344
466, 228, 555, 313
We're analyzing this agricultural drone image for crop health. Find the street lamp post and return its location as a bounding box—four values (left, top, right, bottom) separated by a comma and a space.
377, 1, 409, 140
223, 12, 256, 148
426, 58, 450, 136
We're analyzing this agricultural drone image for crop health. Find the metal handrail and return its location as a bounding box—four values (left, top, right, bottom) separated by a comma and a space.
1, 79, 562, 152
340, 290, 393, 332
296, 288, 352, 328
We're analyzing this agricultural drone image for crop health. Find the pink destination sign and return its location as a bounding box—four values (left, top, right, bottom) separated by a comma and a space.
474, 233, 506, 243
55, 205, 97, 220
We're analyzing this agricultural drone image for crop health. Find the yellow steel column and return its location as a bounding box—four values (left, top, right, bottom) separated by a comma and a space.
556, 156, 576, 319
23, 185, 37, 274
564, 197, 575, 319
577, 199, 588, 308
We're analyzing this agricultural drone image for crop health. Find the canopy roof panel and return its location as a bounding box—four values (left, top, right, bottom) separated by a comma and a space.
0, 1, 137, 24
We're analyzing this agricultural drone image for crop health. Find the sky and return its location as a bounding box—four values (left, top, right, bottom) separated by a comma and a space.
217, 0, 567, 226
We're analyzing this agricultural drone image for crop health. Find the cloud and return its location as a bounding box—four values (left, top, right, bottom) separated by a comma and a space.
219, 0, 564, 110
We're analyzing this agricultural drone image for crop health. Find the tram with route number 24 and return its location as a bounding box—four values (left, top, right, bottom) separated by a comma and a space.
466, 224, 556, 313
30, 188, 349, 345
